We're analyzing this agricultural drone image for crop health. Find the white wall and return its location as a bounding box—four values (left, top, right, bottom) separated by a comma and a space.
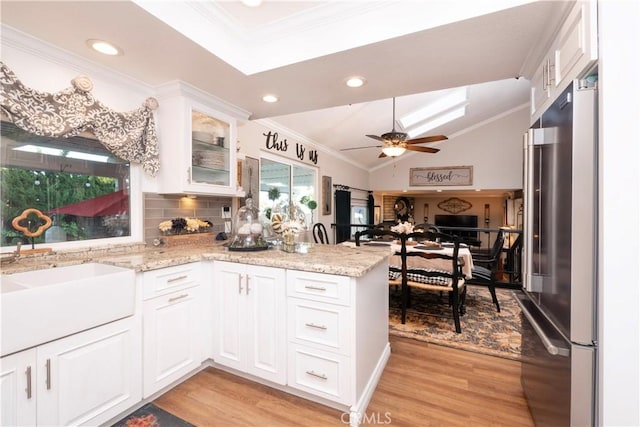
369, 106, 529, 192
598, 1, 640, 425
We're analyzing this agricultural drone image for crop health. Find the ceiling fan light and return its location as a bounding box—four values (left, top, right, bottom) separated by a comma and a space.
382, 145, 406, 157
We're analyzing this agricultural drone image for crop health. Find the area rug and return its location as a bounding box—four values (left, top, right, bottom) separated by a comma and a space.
111, 403, 193, 427
388, 285, 522, 360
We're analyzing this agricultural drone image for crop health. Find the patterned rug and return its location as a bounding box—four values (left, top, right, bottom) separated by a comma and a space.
388, 285, 522, 360
112, 403, 193, 427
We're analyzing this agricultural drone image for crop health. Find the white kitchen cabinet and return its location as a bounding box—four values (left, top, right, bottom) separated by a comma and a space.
0, 348, 37, 427
154, 81, 249, 196
285, 264, 390, 426
142, 263, 205, 398
212, 261, 287, 385
531, 0, 597, 119
0, 316, 141, 427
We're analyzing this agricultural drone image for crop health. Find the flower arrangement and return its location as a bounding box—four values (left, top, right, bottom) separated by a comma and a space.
158, 217, 212, 235
390, 221, 414, 234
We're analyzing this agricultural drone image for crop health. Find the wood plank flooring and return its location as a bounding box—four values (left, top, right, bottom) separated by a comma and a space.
154, 336, 534, 426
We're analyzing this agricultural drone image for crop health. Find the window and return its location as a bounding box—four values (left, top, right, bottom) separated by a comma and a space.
259, 155, 317, 225
1, 120, 131, 247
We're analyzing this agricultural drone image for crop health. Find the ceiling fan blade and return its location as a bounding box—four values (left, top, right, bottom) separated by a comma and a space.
366, 134, 386, 142
340, 144, 382, 151
406, 145, 440, 153
378, 152, 387, 158
405, 135, 448, 145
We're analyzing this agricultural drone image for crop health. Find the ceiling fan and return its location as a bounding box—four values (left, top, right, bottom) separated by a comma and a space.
341, 97, 448, 158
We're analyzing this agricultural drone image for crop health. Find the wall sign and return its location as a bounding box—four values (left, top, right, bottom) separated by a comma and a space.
409, 166, 473, 186
263, 131, 318, 165
437, 197, 473, 214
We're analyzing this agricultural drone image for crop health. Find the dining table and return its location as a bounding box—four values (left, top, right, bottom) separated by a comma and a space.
342, 239, 475, 279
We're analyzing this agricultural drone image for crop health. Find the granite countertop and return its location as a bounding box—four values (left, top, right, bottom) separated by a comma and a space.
0, 241, 389, 278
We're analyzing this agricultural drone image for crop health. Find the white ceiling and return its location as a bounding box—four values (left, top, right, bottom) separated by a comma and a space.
0, 0, 570, 170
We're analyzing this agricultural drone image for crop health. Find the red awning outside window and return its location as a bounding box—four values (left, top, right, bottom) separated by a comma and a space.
47, 189, 129, 217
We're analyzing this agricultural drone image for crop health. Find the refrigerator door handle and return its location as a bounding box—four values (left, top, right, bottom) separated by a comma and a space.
516, 297, 570, 357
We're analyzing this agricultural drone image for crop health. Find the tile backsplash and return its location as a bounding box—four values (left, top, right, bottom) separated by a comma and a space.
143, 193, 232, 244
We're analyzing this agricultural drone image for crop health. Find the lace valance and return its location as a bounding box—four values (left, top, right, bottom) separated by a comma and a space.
0, 62, 160, 176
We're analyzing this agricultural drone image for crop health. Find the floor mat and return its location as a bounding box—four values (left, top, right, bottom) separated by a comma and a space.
111, 403, 194, 427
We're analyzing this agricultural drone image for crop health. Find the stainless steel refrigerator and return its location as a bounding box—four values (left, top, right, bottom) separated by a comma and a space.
520, 80, 598, 426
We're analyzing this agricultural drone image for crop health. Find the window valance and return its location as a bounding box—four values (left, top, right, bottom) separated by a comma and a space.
0, 62, 160, 176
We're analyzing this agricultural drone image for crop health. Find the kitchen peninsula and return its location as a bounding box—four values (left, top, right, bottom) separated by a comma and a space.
1, 242, 390, 427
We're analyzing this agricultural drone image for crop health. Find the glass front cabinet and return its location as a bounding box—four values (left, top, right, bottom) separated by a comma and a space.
155, 82, 249, 195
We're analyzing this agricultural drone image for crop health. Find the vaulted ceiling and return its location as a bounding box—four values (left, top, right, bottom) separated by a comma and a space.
1, 1, 570, 170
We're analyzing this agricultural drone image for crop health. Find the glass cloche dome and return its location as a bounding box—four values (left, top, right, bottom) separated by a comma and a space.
228, 198, 269, 251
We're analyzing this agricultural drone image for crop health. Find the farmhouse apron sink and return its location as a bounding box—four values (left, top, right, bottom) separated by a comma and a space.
1, 263, 135, 356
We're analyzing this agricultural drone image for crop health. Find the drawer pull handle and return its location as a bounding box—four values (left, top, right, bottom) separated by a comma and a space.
25, 366, 32, 399
167, 275, 188, 283
238, 275, 244, 294
306, 370, 328, 380
304, 285, 327, 291
305, 322, 327, 330
168, 293, 189, 303
45, 359, 51, 390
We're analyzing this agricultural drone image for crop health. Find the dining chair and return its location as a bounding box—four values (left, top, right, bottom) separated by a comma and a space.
466, 229, 506, 312
398, 231, 467, 333
354, 228, 403, 290
312, 223, 330, 244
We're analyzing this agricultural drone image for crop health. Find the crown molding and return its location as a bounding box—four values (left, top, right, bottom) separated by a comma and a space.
1, 24, 154, 96
154, 80, 251, 120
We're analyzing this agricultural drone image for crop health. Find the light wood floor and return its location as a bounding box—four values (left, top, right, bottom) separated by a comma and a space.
154, 336, 534, 426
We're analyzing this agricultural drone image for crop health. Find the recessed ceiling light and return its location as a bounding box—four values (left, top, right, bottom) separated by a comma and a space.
87, 39, 122, 56
262, 95, 278, 103
241, 0, 263, 6
345, 76, 366, 88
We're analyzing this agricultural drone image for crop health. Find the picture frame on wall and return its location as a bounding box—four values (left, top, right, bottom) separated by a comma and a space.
241, 156, 259, 204
409, 166, 473, 186
322, 175, 332, 215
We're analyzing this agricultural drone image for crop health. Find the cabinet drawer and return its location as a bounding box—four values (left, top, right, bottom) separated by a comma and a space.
288, 298, 350, 355
287, 345, 350, 404
286, 270, 350, 306
142, 263, 200, 300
